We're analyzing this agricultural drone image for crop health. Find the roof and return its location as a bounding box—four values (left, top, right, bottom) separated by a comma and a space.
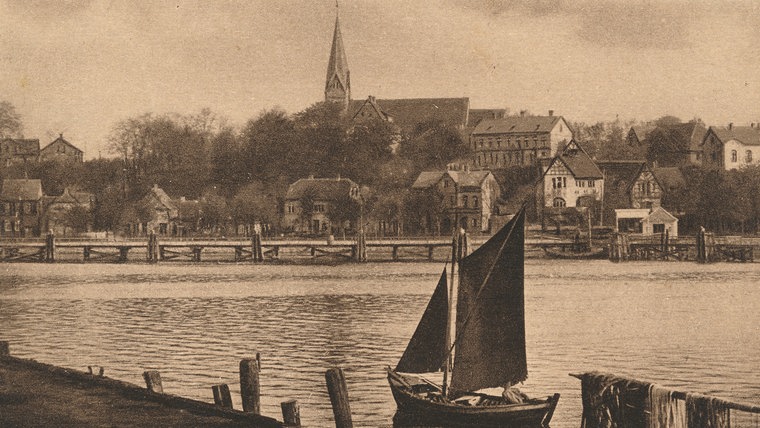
1, 138, 40, 156
597, 160, 648, 188
348, 97, 470, 134
1, 179, 43, 200
467, 109, 507, 127
285, 177, 359, 201
642, 206, 678, 223
325, 14, 349, 91
554, 141, 603, 179
411, 169, 493, 189
649, 122, 707, 151
628, 125, 655, 142
144, 185, 177, 211
708, 125, 760, 147
41, 134, 83, 154
472, 115, 562, 135
652, 167, 685, 190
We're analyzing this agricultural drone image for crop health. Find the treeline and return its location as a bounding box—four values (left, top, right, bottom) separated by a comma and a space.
1, 102, 469, 234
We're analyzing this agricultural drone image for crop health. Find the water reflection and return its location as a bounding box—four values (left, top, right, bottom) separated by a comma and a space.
0, 261, 758, 427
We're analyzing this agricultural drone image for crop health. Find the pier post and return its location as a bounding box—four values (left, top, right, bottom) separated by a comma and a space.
251, 232, 263, 262
281, 400, 301, 426
0, 340, 9, 356
83, 246, 90, 261
392, 245, 398, 261
239, 358, 261, 414
325, 367, 353, 428
354, 231, 367, 262
45, 232, 55, 262
192, 247, 202, 262
696, 228, 705, 263
118, 247, 129, 262
143, 370, 163, 393
428, 245, 434, 261
212, 384, 233, 409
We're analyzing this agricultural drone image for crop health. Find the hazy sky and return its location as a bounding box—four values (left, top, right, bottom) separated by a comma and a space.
2, 0, 759, 158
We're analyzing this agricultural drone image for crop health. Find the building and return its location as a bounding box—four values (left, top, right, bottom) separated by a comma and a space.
615, 206, 678, 237
0, 178, 43, 237
39, 134, 84, 163
282, 176, 361, 235
541, 141, 603, 210
122, 184, 179, 236
643, 122, 707, 166
42, 188, 94, 236
626, 124, 655, 147
0, 138, 39, 167
410, 168, 500, 233
702, 123, 760, 170
597, 160, 664, 211
471, 112, 573, 169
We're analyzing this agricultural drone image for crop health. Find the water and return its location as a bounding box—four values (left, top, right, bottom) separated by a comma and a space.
1, 261, 759, 427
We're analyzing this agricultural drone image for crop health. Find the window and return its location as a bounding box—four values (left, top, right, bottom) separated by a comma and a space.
472, 196, 478, 208
552, 197, 566, 207
462, 195, 468, 207
472, 218, 477, 228
576, 180, 584, 187
314, 204, 325, 213
731, 150, 738, 162
588, 180, 595, 187
552, 177, 566, 189
450, 196, 455, 205
287, 204, 295, 214
746, 150, 753, 163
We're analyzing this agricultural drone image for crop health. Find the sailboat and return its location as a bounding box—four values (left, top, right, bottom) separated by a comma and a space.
387, 208, 560, 427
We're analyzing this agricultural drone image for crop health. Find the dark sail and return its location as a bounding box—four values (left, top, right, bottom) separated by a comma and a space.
450, 209, 527, 392
396, 270, 449, 373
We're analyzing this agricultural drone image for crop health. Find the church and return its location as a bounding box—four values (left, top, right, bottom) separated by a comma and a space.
322, 8, 503, 139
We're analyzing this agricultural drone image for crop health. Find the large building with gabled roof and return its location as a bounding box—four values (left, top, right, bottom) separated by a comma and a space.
702, 123, 760, 170
540, 140, 603, 210
40, 133, 84, 163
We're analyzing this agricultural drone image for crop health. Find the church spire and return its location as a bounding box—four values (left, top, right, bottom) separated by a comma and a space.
325, 2, 350, 109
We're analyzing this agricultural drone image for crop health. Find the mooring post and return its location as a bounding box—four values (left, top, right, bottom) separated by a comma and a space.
281, 400, 301, 427
45, 231, 55, 262
83, 245, 90, 261
325, 367, 353, 428
119, 247, 129, 262
143, 370, 163, 393
428, 245, 434, 261
239, 358, 261, 414
251, 233, 263, 262
192, 247, 202, 262
0, 340, 9, 356
212, 384, 234, 409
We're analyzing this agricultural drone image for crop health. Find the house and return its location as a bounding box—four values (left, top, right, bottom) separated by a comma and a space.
643, 122, 707, 166
282, 176, 361, 235
0, 138, 40, 167
39, 134, 84, 163
470, 111, 573, 169
597, 161, 664, 211
541, 140, 603, 211
702, 123, 760, 170
410, 168, 500, 234
626, 124, 655, 147
123, 184, 179, 236
350, 96, 472, 137
0, 178, 43, 237
615, 206, 678, 237
42, 188, 94, 236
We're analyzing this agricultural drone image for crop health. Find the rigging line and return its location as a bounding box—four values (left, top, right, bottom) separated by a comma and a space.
438, 202, 528, 370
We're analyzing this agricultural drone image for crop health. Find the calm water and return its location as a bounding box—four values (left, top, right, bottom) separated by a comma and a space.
1, 261, 759, 427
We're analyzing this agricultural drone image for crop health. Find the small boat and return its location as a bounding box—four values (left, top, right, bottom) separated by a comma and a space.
543, 245, 607, 260
387, 208, 560, 427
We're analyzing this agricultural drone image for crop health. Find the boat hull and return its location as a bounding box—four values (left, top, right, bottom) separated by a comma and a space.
543, 246, 608, 260
388, 371, 560, 427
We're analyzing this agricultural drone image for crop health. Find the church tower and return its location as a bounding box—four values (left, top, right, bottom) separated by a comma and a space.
324, 4, 350, 109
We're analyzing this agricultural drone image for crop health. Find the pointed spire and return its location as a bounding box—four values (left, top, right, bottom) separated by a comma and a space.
325, 2, 350, 108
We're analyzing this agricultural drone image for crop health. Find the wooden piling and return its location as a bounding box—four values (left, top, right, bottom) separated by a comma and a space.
118, 247, 129, 263
354, 231, 367, 262
280, 400, 301, 426
147, 232, 159, 263
325, 367, 353, 428
212, 384, 233, 409
192, 247, 202, 262
239, 358, 261, 414
83, 246, 90, 261
143, 370, 163, 393
251, 233, 263, 262
0, 340, 9, 356
45, 232, 55, 262
428, 245, 434, 261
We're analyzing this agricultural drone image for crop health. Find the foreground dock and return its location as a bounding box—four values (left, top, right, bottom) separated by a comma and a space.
0, 345, 283, 427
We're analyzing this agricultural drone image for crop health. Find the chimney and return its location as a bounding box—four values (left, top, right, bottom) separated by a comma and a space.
59, 133, 63, 138
548, 110, 554, 117
520, 110, 526, 117
728, 123, 733, 130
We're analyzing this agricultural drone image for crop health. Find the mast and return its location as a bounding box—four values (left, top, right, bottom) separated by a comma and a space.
442, 230, 458, 397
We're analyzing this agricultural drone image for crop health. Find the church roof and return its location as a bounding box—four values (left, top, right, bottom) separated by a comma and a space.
349, 97, 470, 134
325, 14, 350, 92
472, 115, 562, 135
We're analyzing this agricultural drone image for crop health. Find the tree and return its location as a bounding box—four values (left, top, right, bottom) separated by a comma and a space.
327, 193, 361, 236
399, 120, 469, 171
62, 205, 92, 235
0, 101, 23, 139
240, 108, 298, 183
403, 188, 445, 235
230, 181, 280, 234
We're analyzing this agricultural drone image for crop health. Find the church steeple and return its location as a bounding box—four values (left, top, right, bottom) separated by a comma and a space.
325, 2, 350, 109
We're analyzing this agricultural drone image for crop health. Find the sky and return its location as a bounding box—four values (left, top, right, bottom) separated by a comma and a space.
1, 0, 759, 159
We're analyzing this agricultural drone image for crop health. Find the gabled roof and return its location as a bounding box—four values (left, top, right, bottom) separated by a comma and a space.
1, 138, 40, 156
348, 97, 470, 134
467, 109, 507, 127
351, 96, 389, 122
41, 134, 83, 154
597, 160, 648, 188
708, 125, 760, 147
472, 115, 563, 135
285, 177, 359, 201
649, 122, 707, 151
144, 184, 177, 211
46, 188, 93, 206
411, 169, 493, 189
0, 178, 43, 200
628, 125, 655, 142
642, 206, 678, 223
652, 167, 685, 190
552, 141, 603, 179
